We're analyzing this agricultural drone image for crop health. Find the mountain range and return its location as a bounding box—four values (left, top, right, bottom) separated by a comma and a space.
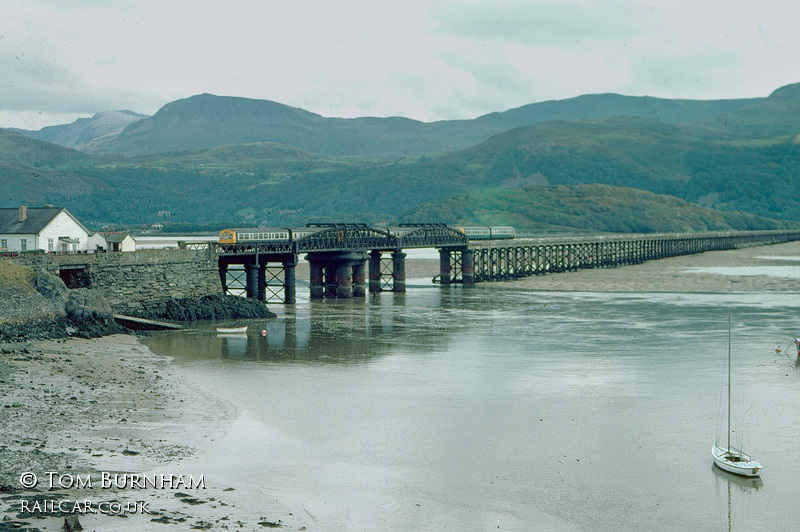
3, 83, 800, 234
12, 92, 763, 159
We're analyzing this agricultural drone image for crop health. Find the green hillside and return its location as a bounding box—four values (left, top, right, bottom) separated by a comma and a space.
399, 184, 799, 234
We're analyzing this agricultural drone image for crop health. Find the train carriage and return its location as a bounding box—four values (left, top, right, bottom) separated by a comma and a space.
220, 225, 515, 244
219, 228, 291, 244
455, 226, 516, 240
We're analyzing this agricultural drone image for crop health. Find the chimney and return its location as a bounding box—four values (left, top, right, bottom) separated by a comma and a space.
18, 206, 27, 222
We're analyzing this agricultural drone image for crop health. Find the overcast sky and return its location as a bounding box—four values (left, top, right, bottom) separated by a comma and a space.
1, 0, 798, 130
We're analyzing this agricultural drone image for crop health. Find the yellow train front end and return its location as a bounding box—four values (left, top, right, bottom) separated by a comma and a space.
219, 229, 237, 244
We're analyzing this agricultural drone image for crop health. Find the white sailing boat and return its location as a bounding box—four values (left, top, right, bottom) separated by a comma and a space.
711, 314, 763, 477
216, 326, 248, 334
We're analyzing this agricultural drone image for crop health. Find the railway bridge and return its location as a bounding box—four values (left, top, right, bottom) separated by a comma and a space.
211, 226, 800, 304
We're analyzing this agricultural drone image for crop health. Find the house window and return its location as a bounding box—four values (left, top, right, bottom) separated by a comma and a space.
0, 239, 6, 250
21, 239, 27, 252
48, 238, 54, 252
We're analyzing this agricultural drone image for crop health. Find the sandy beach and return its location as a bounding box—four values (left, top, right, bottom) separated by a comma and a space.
2, 240, 799, 531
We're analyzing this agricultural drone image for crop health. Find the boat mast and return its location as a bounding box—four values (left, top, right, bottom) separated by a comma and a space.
727, 312, 731, 453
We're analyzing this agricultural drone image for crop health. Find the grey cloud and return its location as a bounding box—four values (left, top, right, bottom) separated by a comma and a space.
430, 0, 653, 46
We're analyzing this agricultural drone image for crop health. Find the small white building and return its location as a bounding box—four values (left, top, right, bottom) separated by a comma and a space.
0, 206, 90, 253
88, 232, 137, 252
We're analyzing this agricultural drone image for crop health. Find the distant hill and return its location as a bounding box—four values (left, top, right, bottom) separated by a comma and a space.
399, 184, 799, 234
699, 82, 800, 137
0, 128, 93, 167
0, 129, 108, 205
11, 110, 148, 151
76, 91, 760, 158
472, 92, 758, 131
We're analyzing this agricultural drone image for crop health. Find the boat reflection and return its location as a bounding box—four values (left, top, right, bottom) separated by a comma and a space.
217, 333, 248, 357
712, 462, 763, 532
712, 462, 764, 490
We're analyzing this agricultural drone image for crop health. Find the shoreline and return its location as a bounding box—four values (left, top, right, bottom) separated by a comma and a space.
2, 241, 799, 530
0, 334, 293, 531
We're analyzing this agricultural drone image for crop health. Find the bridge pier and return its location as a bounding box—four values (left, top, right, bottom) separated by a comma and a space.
245, 262, 260, 300
462, 249, 474, 285
392, 251, 406, 293
336, 262, 353, 298
309, 260, 324, 299
353, 260, 366, 297
283, 257, 297, 304
439, 249, 451, 285
369, 250, 382, 293
306, 252, 369, 299
218, 263, 229, 293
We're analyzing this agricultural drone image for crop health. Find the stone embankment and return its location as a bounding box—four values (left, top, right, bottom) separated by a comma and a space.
10, 248, 223, 316
0, 263, 275, 343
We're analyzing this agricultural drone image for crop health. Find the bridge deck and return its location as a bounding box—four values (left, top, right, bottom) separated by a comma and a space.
211, 228, 800, 302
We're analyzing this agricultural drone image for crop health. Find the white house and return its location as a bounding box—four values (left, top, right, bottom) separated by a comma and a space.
0, 206, 91, 253
87, 232, 137, 252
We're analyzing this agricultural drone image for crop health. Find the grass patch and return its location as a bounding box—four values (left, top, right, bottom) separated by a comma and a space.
0, 260, 34, 287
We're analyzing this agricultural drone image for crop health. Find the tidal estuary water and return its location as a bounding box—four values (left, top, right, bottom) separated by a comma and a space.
143, 271, 800, 531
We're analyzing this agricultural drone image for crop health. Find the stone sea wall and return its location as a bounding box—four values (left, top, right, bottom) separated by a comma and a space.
10, 249, 222, 315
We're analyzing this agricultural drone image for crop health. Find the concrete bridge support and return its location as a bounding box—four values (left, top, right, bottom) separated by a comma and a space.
336, 262, 353, 298
245, 262, 260, 301
392, 252, 406, 293
309, 260, 324, 299
462, 249, 475, 286
369, 250, 382, 293
439, 249, 451, 285
353, 261, 366, 297
283, 257, 297, 304
307, 252, 368, 299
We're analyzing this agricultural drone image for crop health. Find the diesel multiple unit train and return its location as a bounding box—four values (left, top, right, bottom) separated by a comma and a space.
218, 225, 515, 244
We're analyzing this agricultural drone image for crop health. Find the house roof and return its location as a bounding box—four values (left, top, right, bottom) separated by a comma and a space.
101, 232, 133, 243
0, 207, 90, 235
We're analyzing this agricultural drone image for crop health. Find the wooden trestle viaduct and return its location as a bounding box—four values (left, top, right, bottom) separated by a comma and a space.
211, 225, 800, 303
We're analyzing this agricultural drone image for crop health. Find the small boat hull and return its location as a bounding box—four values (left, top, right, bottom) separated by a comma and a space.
216, 326, 248, 334
712, 445, 762, 477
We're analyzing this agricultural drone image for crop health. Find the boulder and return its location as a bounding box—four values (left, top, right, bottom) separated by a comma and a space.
33, 269, 69, 306
66, 288, 113, 320
65, 288, 120, 338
